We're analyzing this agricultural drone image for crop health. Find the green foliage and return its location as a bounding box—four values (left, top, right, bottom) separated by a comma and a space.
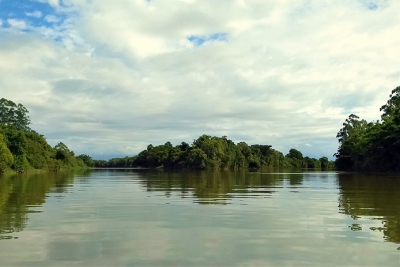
12, 154, 30, 173
76, 154, 95, 167
107, 156, 138, 168
0, 98, 90, 174
285, 148, 305, 168
1, 126, 30, 173
53, 142, 87, 169
96, 135, 331, 171
47, 159, 63, 172
24, 131, 54, 170
335, 86, 400, 172
3, 127, 27, 156
0, 126, 89, 174
186, 148, 207, 169
93, 159, 108, 167
304, 157, 321, 169
319, 157, 333, 169
380, 86, 400, 121
286, 148, 303, 160
0, 134, 13, 175
54, 142, 74, 166
0, 98, 31, 131
193, 135, 224, 168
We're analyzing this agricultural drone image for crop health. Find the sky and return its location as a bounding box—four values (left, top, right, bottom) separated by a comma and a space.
0, 0, 399, 160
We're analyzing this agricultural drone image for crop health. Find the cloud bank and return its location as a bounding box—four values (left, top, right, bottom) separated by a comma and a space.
0, 0, 399, 159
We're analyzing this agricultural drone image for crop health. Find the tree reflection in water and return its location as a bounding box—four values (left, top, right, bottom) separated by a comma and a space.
134, 170, 293, 204
0, 170, 92, 239
338, 174, 400, 245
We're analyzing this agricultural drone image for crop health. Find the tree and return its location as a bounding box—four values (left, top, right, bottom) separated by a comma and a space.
76, 154, 95, 167
319, 157, 329, 169
335, 86, 400, 171
286, 148, 303, 160
250, 144, 273, 167
54, 142, 78, 167
304, 156, 321, 169
99, 134, 332, 171
178, 142, 190, 152
380, 86, 400, 122
3, 127, 29, 172
24, 131, 54, 170
374, 87, 400, 171
163, 147, 183, 169
186, 148, 207, 169
285, 148, 305, 169
334, 114, 372, 171
0, 98, 31, 131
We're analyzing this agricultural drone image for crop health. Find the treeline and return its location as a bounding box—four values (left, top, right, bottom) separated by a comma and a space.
0, 98, 93, 175
94, 135, 334, 170
335, 86, 400, 172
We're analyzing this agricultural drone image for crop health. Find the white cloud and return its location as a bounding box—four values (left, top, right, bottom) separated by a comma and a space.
26, 10, 43, 18
44, 15, 60, 23
1, 0, 400, 159
49, 0, 60, 6
34, 0, 60, 7
7, 19, 27, 29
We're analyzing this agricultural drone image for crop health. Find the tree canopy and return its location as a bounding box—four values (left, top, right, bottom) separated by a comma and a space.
0, 98, 91, 174
94, 134, 333, 170
0, 98, 31, 132
335, 86, 400, 172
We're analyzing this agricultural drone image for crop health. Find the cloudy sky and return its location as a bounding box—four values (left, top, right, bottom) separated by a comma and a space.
0, 0, 399, 159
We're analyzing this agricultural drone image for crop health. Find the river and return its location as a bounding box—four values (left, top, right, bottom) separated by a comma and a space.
0, 170, 399, 266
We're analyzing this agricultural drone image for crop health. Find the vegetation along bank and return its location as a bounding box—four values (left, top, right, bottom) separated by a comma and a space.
94, 136, 333, 171
335, 86, 400, 172
0, 98, 93, 175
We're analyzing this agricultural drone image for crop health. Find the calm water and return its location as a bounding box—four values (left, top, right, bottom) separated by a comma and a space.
0, 170, 399, 266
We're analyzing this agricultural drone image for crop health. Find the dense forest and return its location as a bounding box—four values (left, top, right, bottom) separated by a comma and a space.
0, 98, 93, 175
94, 135, 334, 170
335, 86, 400, 172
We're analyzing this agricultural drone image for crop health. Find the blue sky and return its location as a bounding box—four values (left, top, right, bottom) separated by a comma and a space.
0, 0, 226, 46
0, 0, 60, 28
188, 33, 228, 46
0, 0, 385, 37
0, 0, 399, 160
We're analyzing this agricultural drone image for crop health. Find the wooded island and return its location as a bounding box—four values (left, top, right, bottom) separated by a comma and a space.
94, 136, 332, 170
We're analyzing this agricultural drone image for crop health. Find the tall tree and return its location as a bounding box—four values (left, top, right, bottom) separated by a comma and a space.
380, 86, 400, 122
335, 86, 400, 171
0, 98, 31, 131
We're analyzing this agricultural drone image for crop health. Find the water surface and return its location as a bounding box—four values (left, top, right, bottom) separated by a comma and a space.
0, 170, 399, 266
